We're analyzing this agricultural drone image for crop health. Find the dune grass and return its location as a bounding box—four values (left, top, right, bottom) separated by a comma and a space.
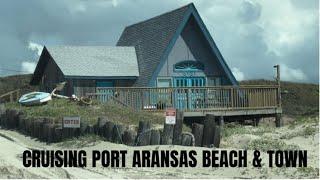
4, 98, 165, 126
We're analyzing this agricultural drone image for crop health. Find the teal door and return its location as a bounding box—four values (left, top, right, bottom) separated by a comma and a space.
174, 77, 205, 109
96, 80, 114, 102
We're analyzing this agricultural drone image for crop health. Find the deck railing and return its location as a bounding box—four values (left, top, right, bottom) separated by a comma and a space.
87, 85, 280, 112
0, 89, 20, 103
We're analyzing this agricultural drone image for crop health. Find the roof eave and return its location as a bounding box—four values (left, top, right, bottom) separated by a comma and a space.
148, 4, 239, 87
64, 75, 139, 80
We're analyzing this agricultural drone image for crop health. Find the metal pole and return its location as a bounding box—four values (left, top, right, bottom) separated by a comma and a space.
274, 65, 282, 127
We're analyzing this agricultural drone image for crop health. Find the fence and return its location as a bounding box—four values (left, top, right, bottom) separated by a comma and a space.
87, 85, 280, 112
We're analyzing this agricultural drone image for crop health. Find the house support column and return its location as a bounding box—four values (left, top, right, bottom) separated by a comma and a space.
219, 116, 224, 136
275, 113, 282, 127
253, 117, 260, 127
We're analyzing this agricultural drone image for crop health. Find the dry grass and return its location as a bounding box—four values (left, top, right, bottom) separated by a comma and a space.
241, 79, 319, 116
4, 98, 165, 126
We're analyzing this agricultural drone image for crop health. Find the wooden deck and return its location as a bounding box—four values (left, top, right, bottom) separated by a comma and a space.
87, 85, 282, 117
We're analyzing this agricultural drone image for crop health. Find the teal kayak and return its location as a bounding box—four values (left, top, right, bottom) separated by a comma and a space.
18, 92, 52, 106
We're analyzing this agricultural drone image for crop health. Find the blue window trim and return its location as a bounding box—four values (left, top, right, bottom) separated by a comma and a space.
174, 60, 204, 72
96, 80, 114, 87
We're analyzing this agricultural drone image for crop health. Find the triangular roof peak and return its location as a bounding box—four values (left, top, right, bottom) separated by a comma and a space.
124, 3, 194, 29
117, 3, 238, 86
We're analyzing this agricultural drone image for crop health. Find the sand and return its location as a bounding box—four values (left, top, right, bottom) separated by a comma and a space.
0, 118, 319, 179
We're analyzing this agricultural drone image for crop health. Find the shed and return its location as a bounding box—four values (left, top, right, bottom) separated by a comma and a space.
31, 46, 139, 96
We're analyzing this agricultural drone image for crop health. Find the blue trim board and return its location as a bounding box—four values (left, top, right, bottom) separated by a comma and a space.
190, 4, 238, 86
65, 76, 137, 80
149, 4, 238, 87
148, 6, 193, 87
96, 80, 114, 87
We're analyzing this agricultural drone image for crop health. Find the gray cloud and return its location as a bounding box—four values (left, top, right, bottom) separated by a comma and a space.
0, 0, 318, 83
238, 0, 262, 23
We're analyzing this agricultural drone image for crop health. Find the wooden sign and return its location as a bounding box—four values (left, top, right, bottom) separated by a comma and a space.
63, 116, 80, 128
165, 108, 176, 125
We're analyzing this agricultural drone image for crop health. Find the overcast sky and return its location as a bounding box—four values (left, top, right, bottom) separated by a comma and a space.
0, 0, 318, 83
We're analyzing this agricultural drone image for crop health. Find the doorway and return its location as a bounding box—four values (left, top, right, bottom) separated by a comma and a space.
174, 77, 206, 109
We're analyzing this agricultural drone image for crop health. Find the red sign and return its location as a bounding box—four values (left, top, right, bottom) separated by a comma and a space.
165, 108, 176, 124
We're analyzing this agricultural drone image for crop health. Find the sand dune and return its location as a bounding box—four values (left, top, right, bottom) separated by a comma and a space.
0, 118, 319, 179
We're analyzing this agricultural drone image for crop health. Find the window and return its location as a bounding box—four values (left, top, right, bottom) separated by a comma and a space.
157, 78, 172, 87
207, 77, 222, 86
174, 60, 204, 71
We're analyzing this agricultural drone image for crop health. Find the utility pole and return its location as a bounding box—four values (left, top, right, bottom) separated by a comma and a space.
274, 65, 282, 127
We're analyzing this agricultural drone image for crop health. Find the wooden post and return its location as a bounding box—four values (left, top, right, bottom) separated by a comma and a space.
173, 110, 183, 145
181, 133, 192, 146
54, 127, 63, 142
25, 118, 32, 135
85, 125, 95, 134
161, 123, 174, 145
123, 129, 136, 146
202, 114, 216, 147
219, 116, 224, 133
275, 113, 282, 127
112, 124, 124, 144
191, 123, 203, 146
96, 117, 107, 135
103, 121, 114, 141
213, 125, 221, 148
230, 88, 234, 108
16, 90, 20, 101
150, 129, 161, 145
253, 117, 260, 127
18, 115, 26, 132
80, 121, 89, 135
274, 65, 281, 108
136, 121, 151, 146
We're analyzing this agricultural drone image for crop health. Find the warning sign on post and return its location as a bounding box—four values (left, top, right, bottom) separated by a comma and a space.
63, 116, 80, 128
165, 108, 176, 125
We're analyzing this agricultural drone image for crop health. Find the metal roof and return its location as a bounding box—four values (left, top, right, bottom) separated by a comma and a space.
45, 46, 139, 77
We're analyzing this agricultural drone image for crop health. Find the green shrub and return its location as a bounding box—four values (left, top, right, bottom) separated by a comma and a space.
247, 138, 300, 152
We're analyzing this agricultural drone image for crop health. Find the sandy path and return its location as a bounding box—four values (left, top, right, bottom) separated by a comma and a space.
0, 122, 319, 179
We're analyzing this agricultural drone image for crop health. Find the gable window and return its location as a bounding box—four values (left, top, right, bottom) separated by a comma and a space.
174, 60, 204, 71
157, 77, 172, 87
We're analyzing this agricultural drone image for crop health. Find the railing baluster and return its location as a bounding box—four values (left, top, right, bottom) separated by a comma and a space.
85, 85, 280, 112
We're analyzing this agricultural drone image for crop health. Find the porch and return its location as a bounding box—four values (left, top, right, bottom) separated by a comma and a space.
87, 85, 282, 117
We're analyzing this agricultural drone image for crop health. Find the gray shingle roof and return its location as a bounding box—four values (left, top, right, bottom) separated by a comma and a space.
117, 4, 191, 86
46, 46, 139, 77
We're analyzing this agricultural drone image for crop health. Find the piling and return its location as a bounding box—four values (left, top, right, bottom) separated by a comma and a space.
136, 121, 151, 146
173, 110, 183, 145
192, 123, 204, 146
150, 129, 161, 145
202, 114, 216, 147
161, 123, 174, 145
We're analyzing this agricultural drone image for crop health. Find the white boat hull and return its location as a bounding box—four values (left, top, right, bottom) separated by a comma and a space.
18, 92, 52, 106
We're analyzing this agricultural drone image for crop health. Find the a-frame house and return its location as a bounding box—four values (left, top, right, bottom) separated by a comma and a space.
117, 3, 238, 88
30, 3, 281, 120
